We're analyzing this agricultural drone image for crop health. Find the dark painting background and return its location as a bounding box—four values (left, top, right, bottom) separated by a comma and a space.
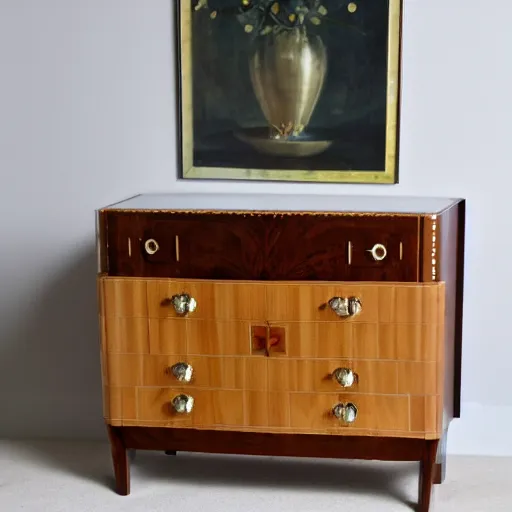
188, 1, 391, 172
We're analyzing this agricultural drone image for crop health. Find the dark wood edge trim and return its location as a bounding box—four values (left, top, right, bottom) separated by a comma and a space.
453, 199, 466, 418
118, 427, 428, 462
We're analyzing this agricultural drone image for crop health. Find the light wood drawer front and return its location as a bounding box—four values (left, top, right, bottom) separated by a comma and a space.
142, 356, 246, 389
282, 322, 439, 361
266, 283, 443, 323
102, 317, 440, 363
100, 278, 444, 325
100, 277, 266, 320
101, 278, 148, 317
104, 386, 441, 436
187, 320, 252, 356
106, 354, 438, 397
267, 359, 397, 394
146, 280, 266, 320
290, 393, 410, 432
138, 387, 244, 425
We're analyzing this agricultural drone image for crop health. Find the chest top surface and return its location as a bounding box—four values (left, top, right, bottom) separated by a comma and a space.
100, 193, 462, 215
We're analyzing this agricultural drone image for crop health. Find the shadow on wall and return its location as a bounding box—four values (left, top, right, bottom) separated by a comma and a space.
0, 245, 106, 440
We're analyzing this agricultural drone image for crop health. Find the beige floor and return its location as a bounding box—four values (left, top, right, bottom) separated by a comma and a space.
0, 440, 508, 511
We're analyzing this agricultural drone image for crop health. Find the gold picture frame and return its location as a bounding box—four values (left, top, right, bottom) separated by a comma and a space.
177, 0, 403, 184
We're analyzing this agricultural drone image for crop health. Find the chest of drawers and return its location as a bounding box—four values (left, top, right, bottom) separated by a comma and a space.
96, 193, 465, 511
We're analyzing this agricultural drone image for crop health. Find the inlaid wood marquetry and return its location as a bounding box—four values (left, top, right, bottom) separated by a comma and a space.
97, 193, 466, 511
99, 276, 445, 439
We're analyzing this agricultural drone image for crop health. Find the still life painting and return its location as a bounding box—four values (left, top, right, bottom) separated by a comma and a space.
177, 0, 402, 183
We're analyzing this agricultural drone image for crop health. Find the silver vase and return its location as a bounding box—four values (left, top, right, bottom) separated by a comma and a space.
249, 27, 328, 139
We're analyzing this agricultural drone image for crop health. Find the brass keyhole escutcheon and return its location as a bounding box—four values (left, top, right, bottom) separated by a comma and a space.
144, 238, 159, 255
368, 243, 387, 261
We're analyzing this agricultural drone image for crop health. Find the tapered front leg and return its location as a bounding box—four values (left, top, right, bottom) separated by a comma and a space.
418, 440, 439, 512
107, 425, 130, 496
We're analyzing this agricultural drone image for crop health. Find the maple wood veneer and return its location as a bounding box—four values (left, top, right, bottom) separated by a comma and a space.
96, 193, 465, 512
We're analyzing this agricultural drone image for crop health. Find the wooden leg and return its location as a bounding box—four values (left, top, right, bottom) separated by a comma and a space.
107, 425, 130, 496
433, 429, 448, 484
164, 450, 177, 456
418, 440, 439, 512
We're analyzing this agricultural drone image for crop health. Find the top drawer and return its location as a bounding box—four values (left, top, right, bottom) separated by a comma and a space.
98, 212, 420, 282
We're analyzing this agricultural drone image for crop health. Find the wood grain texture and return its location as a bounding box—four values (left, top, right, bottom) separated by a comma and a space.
98, 198, 464, 510
99, 277, 445, 438
420, 202, 464, 422
106, 425, 130, 496
101, 211, 420, 281
104, 385, 442, 438
419, 440, 440, 512
119, 425, 427, 460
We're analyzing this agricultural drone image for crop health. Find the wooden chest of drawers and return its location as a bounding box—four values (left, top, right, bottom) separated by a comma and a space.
96, 193, 465, 512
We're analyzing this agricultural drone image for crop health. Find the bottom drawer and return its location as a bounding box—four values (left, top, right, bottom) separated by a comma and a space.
290, 393, 410, 432
138, 387, 244, 426
105, 386, 440, 437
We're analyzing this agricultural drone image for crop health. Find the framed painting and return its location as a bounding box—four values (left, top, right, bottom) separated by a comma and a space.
176, 1, 403, 184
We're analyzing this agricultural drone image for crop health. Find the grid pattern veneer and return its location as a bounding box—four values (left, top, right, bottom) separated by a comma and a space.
99, 277, 445, 439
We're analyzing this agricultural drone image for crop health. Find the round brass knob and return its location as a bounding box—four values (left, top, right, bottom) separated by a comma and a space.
328, 297, 362, 318
332, 402, 358, 423
170, 362, 193, 383
171, 394, 194, 414
332, 367, 356, 388
144, 238, 159, 255
368, 243, 387, 261
170, 293, 197, 316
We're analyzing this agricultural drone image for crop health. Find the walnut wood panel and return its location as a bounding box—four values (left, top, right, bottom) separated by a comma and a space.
265, 282, 444, 323
103, 212, 267, 279
265, 215, 420, 281
118, 425, 429, 459
111, 424, 441, 505
101, 211, 420, 281
419, 201, 465, 420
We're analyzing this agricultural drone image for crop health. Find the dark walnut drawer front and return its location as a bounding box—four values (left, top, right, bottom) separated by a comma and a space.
102, 212, 420, 281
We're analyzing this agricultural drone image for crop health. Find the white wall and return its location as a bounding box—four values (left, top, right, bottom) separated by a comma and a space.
0, 0, 508, 455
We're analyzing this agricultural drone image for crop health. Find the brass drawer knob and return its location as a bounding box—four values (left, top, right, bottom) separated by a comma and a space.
332, 402, 358, 423
170, 362, 194, 383
332, 367, 356, 388
171, 394, 194, 414
170, 293, 197, 316
144, 238, 160, 255
368, 243, 387, 261
328, 297, 362, 318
